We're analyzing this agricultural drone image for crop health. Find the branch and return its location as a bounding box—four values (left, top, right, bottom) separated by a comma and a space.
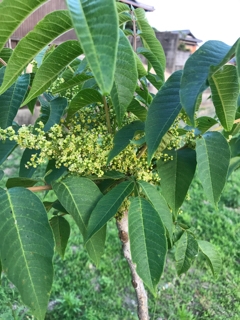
27, 185, 52, 192
137, 144, 147, 159
116, 211, 149, 320
132, 11, 137, 53
103, 96, 112, 133
0, 58, 7, 66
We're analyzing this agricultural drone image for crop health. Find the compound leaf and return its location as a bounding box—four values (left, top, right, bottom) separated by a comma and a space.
0, 187, 54, 320
128, 196, 167, 295
50, 216, 70, 259
146, 70, 182, 163
111, 29, 137, 126
175, 232, 198, 276
196, 132, 230, 205
66, 0, 119, 95
87, 180, 134, 241
157, 148, 196, 215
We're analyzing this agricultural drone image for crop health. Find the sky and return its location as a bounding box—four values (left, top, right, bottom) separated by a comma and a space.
145, 0, 240, 46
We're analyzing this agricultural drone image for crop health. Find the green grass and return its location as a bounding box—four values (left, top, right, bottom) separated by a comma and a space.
0, 149, 240, 319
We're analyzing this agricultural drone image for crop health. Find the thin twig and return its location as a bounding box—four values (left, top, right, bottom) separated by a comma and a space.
27, 185, 52, 192
137, 144, 147, 159
0, 58, 7, 66
132, 11, 137, 52
117, 211, 149, 320
103, 96, 112, 133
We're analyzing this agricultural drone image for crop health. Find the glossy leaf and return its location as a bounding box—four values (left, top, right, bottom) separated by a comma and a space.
157, 148, 197, 215
0, 67, 30, 128
0, 48, 12, 66
67, 89, 103, 120
0, 187, 54, 319
146, 70, 182, 163
128, 197, 167, 295
138, 181, 173, 242
50, 216, 70, 259
135, 9, 166, 70
0, 0, 47, 52
180, 41, 231, 125
137, 47, 164, 83
40, 97, 67, 132
227, 157, 240, 178
209, 65, 238, 131
134, 52, 147, 78
111, 29, 138, 126
107, 121, 145, 164
45, 160, 67, 185
196, 132, 230, 205
52, 73, 92, 94
87, 180, 134, 241
53, 176, 105, 265
116, 2, 130, 13
127, 99, 147, 122
6, 177, 38, 189
198, 240, 221, 277
0, 10, 73, 94
175, 232, 198, 276
196, 116, 218, 134
19, 149, 40, 178
22, 41, 83, 105
66, 0, 118, 95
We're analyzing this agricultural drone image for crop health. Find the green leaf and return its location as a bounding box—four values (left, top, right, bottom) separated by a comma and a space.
196, 116, 218, 134
175, 232, 198, 276
0, 67, 30, 128
127, 99, 147, 122
157, 148, 197, 215
0, 187, 54, 319
67, 89, 103, 120
19, 149, 40, 178
146, 70, 183, 163
52, 176, 105, 265
111, 29, 138, 126
116, 2, 130, 13
66, 0, 119, 95
146, 73, 163, 90
6, 177, 38, 189
107, 121, 145, 164
87, 180, 134, 241
22, 41, 83, 105
128, 197, 167, 295
198, 240, 221, 277
134, 52, 147, 78
0, 0, 47, 52
196, 132, 230, 205
138, 181, 173, 243
227, 157, 240, 178
135, 9, 166, 70
209, 65, 239, 131
50, 216, 70, 259
180, 41, 231, 125
137, 47, 164, 83
0, 170, 4, 181
0, 139, 17, 166
118, 12, 132, 26
52, 73, 92, 94
0, 48, 13, 66
38, 97, 67, 132
0, 10, 73, 94
45, 160, 67, 185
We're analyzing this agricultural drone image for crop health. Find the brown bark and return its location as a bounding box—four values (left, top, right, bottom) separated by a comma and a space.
116, 211, 149, 320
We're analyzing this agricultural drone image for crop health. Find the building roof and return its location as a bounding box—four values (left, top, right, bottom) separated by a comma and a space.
119, 0, 155, 12
171, 30, 202, 44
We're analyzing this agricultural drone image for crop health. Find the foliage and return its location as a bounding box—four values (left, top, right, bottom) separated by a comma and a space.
0, 0, 239, 318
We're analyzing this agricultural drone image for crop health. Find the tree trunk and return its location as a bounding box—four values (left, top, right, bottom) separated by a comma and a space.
116, 211, 149, 320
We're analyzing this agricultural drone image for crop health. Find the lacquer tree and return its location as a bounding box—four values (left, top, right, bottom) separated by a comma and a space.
0, 0, 240, 319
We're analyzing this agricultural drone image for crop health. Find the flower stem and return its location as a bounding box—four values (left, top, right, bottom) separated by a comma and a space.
103, 96, 112, 133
